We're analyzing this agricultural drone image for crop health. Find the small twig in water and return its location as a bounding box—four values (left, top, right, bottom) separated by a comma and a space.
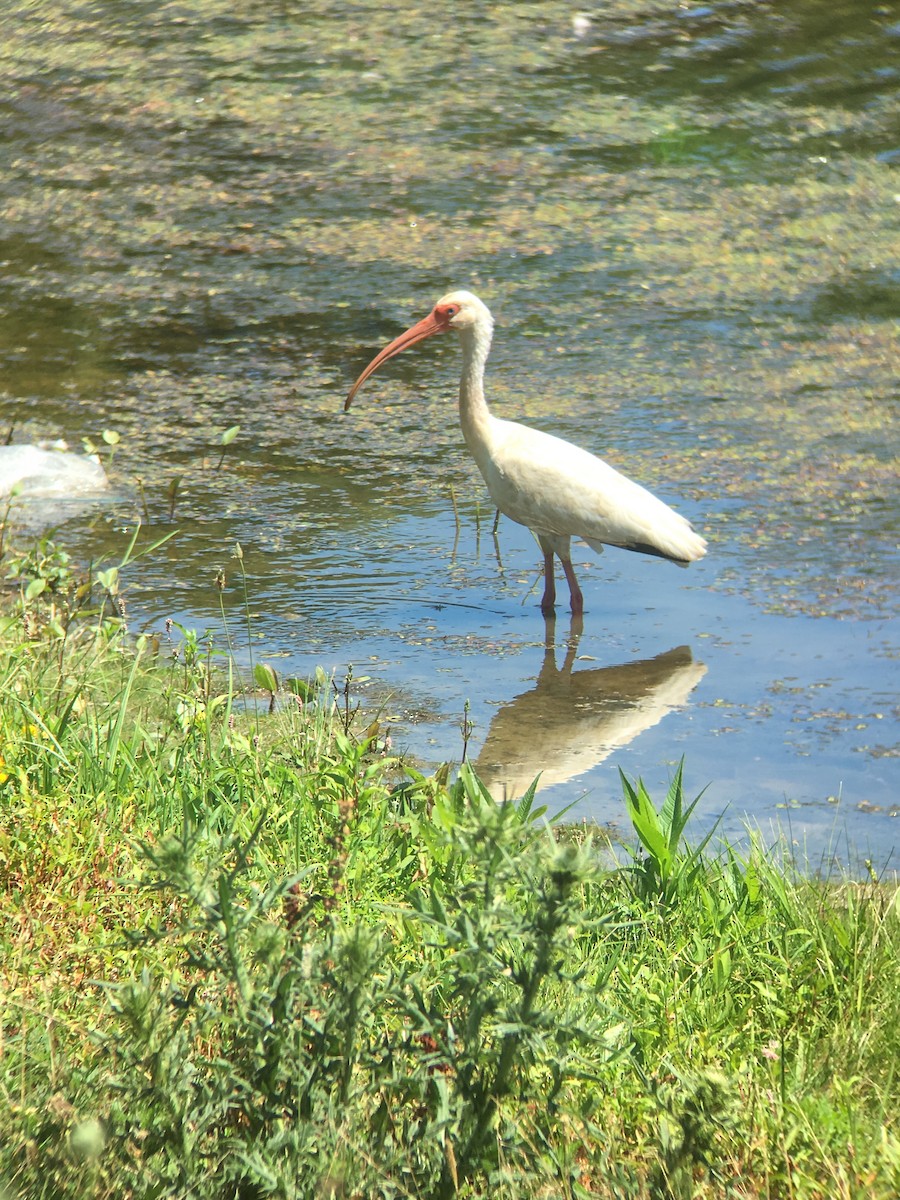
460, 698, 474, 763
332, 665, 359, 735
167, 475, 183, 521
449, 484, 460, 534
135, 477, 152, 525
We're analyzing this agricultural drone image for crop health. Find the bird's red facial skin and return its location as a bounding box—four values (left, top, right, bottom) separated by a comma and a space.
433, 303, 458, 326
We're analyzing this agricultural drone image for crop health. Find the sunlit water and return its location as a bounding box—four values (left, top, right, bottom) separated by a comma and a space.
1, 0, 897, 872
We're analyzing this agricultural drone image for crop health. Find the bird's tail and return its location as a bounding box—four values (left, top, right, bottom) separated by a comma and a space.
584, 526, 707, 565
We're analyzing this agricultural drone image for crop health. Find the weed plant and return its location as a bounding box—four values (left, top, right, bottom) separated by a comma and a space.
0, 537, 898, 1199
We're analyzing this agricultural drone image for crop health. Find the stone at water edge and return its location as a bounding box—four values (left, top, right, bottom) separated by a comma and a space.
0, 443, 109, 498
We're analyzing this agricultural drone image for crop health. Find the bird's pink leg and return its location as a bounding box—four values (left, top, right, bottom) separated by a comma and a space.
561, 556, 584, 616
540, 547, 556, 614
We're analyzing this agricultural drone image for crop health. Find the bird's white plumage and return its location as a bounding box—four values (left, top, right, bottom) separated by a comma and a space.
475, 417, 704, 562
347, 288, 707, 614
444, 291, 706, 572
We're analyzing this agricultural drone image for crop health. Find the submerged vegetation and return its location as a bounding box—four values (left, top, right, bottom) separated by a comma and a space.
1, 539, 898, 1199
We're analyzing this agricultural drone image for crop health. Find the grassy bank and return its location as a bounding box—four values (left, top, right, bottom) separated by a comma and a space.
1, 537, 898, 1199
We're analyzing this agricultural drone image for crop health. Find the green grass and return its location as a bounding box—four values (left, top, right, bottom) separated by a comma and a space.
1, 538, 899, 1199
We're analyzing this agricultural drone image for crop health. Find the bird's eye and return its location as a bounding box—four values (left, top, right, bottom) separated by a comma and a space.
445, 306, 458, 317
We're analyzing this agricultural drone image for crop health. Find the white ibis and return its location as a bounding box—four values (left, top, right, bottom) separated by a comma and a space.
345, 290, 707, 615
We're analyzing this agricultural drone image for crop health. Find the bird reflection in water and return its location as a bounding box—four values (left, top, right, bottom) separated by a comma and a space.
473, 618, 707, 802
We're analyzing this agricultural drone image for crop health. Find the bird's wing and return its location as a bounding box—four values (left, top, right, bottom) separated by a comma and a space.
484, 420, 704, 561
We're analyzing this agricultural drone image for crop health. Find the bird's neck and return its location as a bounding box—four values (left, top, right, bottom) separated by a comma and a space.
457, 320, 495, 467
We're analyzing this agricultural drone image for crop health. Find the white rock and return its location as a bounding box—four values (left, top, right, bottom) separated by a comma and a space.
0, 446, 109, 499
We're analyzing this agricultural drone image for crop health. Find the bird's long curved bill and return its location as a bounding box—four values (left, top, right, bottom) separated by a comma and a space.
344, 311, 444, 411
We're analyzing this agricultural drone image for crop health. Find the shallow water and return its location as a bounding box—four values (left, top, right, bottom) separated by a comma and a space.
1, 0, 897, 870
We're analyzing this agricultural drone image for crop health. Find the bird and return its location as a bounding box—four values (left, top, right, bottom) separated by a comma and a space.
344, 290, 707, 616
